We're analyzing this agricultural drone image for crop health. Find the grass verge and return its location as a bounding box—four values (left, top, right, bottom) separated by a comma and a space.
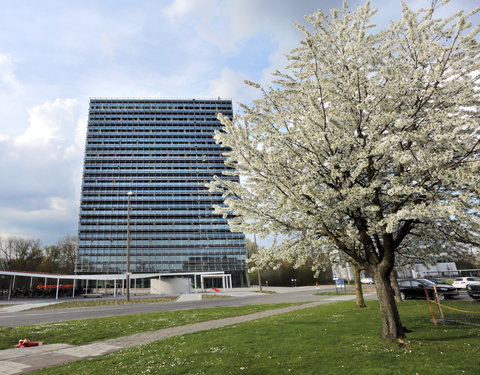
313, 291, 355, 296
33, 297, 177, 310
33, 300, 480, 375
0, 303, 301, 350
254, 290, 276, 294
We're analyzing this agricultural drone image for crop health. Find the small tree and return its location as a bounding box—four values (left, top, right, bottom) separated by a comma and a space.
1, 237, 43, 272
209, 1, 480, 339
56, 235, 77, 273
42, 245, 62, 273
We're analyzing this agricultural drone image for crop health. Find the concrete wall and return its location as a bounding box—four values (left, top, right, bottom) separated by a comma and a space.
333, 262, 459, 280
151, 277, 191, 295
410, 262, 458, 278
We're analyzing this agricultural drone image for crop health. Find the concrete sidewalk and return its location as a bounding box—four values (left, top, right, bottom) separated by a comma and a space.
0, 296, 358, 374
0, 302, 61, 313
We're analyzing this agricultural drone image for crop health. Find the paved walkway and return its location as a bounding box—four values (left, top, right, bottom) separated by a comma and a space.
0, 296, 358, 374
0, 303, 61, 313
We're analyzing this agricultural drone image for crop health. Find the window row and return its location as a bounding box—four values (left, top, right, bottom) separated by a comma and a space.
81, 182, 230, 188
83, 173, 231, 179
79, 232, 244, 239
78, 239, 245, 246
78, 247, 245, 254
79, 216, 229, 224
86, 143, 219, 149
81, 192, 219, 198
80, 202, 222, 208
79, 223, 232, 231
81, 195, 221, 200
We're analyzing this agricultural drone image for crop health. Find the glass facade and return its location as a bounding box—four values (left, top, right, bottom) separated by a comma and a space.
76, 98, 248, 286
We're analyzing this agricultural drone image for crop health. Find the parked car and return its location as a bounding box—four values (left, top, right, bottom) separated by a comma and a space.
452, 277, 480, 289
360, 277, 374, 284
397, 279, 458, 301
466, 283, 480, 301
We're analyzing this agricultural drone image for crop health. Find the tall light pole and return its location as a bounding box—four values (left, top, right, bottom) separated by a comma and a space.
126, 191, 134, 302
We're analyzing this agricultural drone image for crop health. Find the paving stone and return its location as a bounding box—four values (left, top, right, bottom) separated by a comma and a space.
14, 353, 79, 372
57, 343, 121, 358
0, 360, 31, 375
176, 293, 202, 302
0, 344, 72, 361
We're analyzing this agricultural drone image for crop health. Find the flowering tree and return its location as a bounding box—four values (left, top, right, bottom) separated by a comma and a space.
209, 1, 480, 339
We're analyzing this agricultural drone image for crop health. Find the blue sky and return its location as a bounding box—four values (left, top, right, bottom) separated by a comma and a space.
0, 0, 478, 245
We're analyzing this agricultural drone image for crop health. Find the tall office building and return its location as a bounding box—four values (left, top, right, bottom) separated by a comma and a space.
76, 98, 248, 286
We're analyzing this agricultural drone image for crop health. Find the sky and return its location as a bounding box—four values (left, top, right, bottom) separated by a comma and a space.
0, 0, 478, 246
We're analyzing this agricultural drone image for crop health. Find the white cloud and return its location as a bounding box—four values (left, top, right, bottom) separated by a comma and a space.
204, 67, 260, 104
0, 53, 21, 93
14, 99, 78, 152
163, 0, 209, 21
0, 98, 85, 243
162, 0, 328, 80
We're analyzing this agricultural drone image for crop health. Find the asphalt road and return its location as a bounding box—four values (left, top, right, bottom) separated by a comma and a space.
0, 288, 344, 327
1, 288, 472, 327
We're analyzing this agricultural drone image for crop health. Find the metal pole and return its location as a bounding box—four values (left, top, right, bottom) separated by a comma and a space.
254, 234, 262, 292
126, 191, 133, 302
7, 275, 13, 301
424, 286, 438, 326
433, 286, 445, 320
56, 278, 60, 300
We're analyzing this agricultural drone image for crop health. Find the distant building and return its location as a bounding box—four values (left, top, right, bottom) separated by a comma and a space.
397, 262, 458, 279
332, 262, 459, 282
76, 98, 248, 286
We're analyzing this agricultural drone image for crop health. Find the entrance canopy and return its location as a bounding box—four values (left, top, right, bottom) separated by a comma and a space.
0, 270, 230, 300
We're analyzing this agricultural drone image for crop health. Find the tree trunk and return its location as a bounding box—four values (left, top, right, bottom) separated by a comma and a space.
390, 269, 402, 303
373, 268, 405, 339
352, 261, 366, 308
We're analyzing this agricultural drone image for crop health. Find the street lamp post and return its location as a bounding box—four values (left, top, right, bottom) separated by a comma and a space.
126, 191, 134, 302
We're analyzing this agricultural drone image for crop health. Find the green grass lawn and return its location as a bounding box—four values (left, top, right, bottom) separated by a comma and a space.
0, 303, 300, 349
313, 291, 355, 296
32, 300, 480, 375
33, 297, 177, 310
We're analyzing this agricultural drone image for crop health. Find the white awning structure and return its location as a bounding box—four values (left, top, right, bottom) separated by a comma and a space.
0, 270, 230, 300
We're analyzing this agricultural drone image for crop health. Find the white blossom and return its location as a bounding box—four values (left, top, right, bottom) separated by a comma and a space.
207, 0, 480, 339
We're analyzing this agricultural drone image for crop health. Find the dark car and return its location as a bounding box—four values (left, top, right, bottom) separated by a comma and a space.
397, 279, 458, 301
466, 283, 480, 301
